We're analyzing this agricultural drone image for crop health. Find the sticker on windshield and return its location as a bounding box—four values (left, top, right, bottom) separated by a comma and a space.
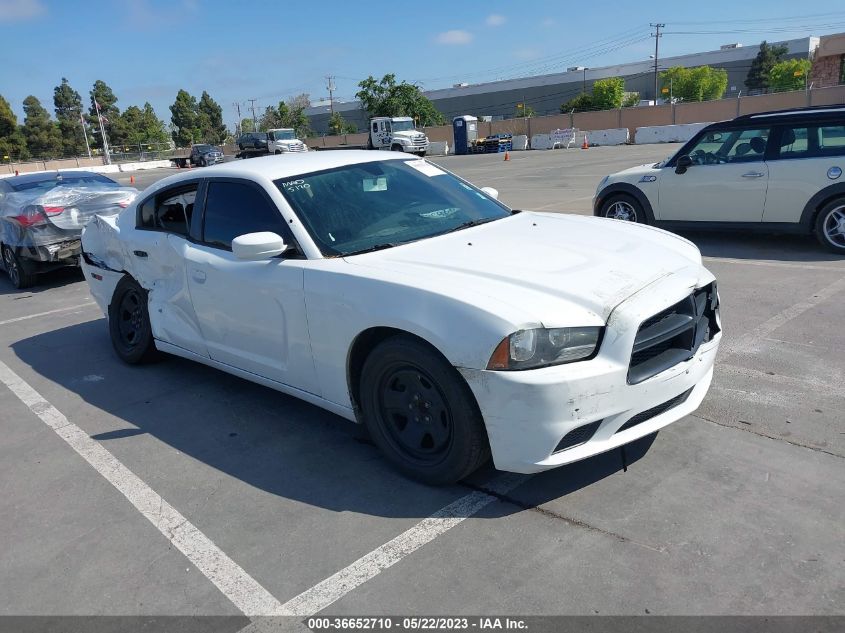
405, 160, 445, 177
419, 207, 459, 219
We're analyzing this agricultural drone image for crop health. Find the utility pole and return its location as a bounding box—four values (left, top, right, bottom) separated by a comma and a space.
650, 23, 665, 105
583, 67, 588, 94
325, 76, 336, 116
247, 98, 258, 132
232, 102, 242, 135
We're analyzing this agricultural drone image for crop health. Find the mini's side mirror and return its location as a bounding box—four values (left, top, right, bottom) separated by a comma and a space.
232, 232, 286, 260
675, 155, 693, 174
480, 186, 499, 200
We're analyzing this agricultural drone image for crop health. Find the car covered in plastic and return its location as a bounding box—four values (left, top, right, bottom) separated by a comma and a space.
0, 171, 138, 288
80, 152, 720, 485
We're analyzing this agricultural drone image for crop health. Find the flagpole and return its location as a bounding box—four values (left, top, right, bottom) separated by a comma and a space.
80, 111, 92, 158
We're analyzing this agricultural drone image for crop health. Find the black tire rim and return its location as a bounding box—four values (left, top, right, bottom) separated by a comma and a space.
117, 288, 145, 349
823, 204, 845, 248
375, 364, 453, 465
3, 247, 19, 287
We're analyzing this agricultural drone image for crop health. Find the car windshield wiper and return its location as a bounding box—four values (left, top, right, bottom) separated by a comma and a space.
439, 217, 499, 236
344, 242, 402, 256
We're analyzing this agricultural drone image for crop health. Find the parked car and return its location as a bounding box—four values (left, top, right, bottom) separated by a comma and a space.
190, 144, 224, 167
594, 105, 845, 253
238, 132, 268, 152
1, 171, 138, 288
81, 151, 720, 484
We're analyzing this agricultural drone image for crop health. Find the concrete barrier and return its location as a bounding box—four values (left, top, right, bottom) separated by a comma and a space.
585, 128, 629, 146
118, 160, 171, 172
511, 135, 529, 150
530, 134, 553, 150
427, 141, 449, 156
634, 122, 712, 144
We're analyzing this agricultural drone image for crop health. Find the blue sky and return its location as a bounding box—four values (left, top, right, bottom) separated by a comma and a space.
1, 0, 844, 129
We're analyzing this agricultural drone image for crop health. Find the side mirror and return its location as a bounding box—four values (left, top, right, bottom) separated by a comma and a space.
232, 232, 287, 261
675, 155, 693, 175
480, 186, 499, 200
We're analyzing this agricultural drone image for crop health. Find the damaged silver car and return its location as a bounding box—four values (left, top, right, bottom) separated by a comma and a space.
0, 171, 138, 288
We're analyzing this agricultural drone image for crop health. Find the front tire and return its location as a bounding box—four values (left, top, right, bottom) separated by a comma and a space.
600, 194, 646, 224
391, 144, 403, 152
2, 244, 36, 289
814, 198, 845, 254
359, 335, 489, 485
108, 276, 160, 364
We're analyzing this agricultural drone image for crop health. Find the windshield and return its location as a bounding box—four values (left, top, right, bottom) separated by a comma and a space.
10, 174, 118, 192
270, 130, 295, 140
391, 120, 415, 132
195, 144, 213, 152
276, 159, 511, 256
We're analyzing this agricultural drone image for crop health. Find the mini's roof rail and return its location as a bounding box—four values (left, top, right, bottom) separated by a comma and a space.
734, 104, 845, 120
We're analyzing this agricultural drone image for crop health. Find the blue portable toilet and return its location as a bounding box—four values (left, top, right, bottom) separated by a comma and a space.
452, 115, 478, 155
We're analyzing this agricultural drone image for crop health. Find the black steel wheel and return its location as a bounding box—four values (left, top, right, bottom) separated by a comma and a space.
108, 276, 160, 364
360, 335, 489, 484
2, 244, 35, 289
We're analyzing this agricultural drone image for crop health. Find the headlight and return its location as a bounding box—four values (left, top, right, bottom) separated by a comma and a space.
487, 326, 604, 371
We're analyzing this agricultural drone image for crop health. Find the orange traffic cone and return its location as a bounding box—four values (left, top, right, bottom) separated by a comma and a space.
15, 170, 19, 176
130, 175, 135, 185
581, 133, 590, 149
503, 150, 510, 161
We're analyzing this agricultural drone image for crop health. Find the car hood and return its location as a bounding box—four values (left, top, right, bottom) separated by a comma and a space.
344, 211, 702, 326
607, 163, 662, 181
393, 130, 426, 140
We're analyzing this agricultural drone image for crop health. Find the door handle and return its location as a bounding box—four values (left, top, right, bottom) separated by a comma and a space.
741, 172, 765, 178
133, 250, 148, 257
191, 269, 207, 283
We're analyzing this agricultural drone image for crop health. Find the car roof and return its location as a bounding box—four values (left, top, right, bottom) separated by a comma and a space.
711, 105, 845, 129
5, 170, 114, 185
149, 150, 414, 191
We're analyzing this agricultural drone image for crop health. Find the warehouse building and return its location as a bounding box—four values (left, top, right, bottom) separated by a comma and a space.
306, 35, 824, 135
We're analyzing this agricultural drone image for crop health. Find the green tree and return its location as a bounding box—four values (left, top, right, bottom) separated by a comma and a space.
88, 79, 122, 148
197, 91, 227, 143
515, 103, 536, 118
22, 95, 62, 159
53, 77, 87, 156
240, 117, 255, 134
660, 66, 727, 102
560, 92, 594, 113
591, 77, 625, 110
769, 58, 812, 92
0, 94, 28, 161
622, 92, 640, 107
120, 102, 169, 147
328, 111, 357, 135
746, 41, 788, 92
356, 74, 445, 126
257, 105, 281, 132
169, 89, 199, 147
260, 95, 313, 138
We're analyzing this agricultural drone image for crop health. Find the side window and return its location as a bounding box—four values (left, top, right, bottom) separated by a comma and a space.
819, 125, 845, 157
777, 126, 816, 159
202, 181, 287, 250
136, 184, 197, 236
687, 128, 769, 165
372, 122, 378, 133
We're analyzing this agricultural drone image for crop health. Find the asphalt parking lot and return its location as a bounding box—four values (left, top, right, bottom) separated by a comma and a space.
2, 145, 843, 624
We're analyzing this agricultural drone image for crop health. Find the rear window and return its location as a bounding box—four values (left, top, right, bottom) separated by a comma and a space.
10, 173, 117, 192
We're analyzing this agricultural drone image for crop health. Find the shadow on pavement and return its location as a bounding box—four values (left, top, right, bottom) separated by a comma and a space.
677, 230, 843, 263
0, 265, 85, 296
11, 319, 657, 520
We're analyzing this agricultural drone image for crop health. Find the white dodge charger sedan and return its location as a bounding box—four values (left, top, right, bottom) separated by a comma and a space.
81, 151, 721, 484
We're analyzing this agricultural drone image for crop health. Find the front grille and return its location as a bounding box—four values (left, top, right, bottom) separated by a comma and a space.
553, 419, 603, 453
288, 143, 306, 152
615, 387, 694, 434
627, 283, 719, 385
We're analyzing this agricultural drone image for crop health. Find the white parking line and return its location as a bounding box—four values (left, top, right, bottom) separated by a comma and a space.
720, 275, 845, 357
703, 257, 844, 272
0, 359, 292, 617
0, 302, 96, 327
279, 473, 528, 616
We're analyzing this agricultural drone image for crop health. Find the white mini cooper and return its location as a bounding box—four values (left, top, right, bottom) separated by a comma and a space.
594, 105, 845, 254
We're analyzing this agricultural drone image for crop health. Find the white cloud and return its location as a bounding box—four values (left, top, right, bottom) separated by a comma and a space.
0, 0, 46, 22
436, 29, 473, 45
486, 14, 506, 27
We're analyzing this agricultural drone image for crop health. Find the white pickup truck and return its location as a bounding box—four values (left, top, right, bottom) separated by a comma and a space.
267, 128, 308, 154
367, 117, 429, 156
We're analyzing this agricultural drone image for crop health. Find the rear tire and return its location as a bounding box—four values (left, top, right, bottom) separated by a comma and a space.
108, 276, 160, 364
814, 198, 845, 254
2, 244, 36, 289
600, 194, 647, 224
359, 335, 490, 485
391, 144, 403, 152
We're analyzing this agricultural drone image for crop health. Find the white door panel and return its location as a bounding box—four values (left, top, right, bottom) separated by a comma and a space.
764, 157, 841, 223
184, 243, 319, 395
658, 162, 769, 222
